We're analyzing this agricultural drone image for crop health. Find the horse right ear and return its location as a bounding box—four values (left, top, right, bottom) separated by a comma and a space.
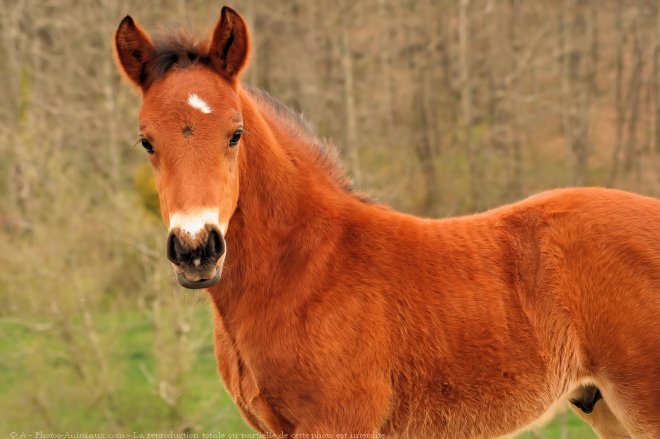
114, 16, 154, 90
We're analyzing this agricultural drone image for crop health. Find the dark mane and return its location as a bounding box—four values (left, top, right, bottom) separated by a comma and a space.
148, 29, 366, 200
244, 86, 361, 196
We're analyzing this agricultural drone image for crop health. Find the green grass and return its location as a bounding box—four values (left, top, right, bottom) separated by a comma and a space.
517, 415, 597, 439
0, 308, 595, 438
0, 306, 250, 434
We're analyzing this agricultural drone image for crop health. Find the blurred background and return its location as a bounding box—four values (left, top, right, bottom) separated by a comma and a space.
1, 0, 659, 436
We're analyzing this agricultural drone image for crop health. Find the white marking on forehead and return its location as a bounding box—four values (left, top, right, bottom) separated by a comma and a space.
169, 209, 227, 237
187, 93, 213, 114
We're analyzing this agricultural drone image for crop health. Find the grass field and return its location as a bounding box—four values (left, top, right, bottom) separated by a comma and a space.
0, 306, 596, 438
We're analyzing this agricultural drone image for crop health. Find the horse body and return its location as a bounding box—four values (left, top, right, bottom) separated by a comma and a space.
208, 88, 660, 438
114, 7, 660, 438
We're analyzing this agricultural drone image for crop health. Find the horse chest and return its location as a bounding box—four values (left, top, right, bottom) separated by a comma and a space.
213, 315, 295, 434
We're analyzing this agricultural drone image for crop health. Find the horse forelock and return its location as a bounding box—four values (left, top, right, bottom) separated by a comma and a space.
148, 27, 209, 82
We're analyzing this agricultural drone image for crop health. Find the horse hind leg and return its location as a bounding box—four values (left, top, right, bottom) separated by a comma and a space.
568, 384, 631, 439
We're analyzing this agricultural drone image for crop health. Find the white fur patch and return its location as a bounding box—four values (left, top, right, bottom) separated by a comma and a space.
187, 93, 212, 114
169, 209, 226, 237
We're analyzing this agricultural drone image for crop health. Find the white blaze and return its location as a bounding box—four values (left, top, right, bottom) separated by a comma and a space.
187, 93, 213, 114
169, 209, 226, 237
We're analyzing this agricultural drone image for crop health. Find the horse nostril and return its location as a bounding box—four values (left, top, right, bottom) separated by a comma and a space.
205, 228, 225, 259
167, 232, 184, 264
167, 228, 224, 269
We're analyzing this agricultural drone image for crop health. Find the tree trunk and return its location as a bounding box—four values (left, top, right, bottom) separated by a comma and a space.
244, 0, 258, 87
417, 67, 441, 214
508, 0, 523, 198
378, 0, 394, 133
609, 3, 625, 186
623, 7, 643, 177
458, 0, 480, 210
341, 25, 360, 183
655, 3, 660, 154
561, 0, 592, 186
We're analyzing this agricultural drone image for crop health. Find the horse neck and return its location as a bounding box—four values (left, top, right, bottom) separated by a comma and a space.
211, 87, 352, 320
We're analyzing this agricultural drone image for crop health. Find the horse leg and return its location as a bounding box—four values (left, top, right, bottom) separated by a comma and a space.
291, 403, 384, 439
595, 380, 660, 439
292, 425, 379, 439
588, 304, 660, 437
247, 393, 295, 436
571, 361, 660, 438
569, 385, 631, 439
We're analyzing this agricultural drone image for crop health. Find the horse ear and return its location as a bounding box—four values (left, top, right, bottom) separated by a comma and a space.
114, 16, 154, 90
208, 6, 251, 81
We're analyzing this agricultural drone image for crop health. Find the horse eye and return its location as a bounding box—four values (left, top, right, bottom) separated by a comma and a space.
229, 129, 242, 147
141, 138, 154, 154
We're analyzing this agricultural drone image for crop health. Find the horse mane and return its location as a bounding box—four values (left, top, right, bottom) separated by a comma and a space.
243, 86, 363, 197
149, 29, 366, 200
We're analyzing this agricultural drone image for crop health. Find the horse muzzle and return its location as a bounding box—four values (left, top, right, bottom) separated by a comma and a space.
166, 225, 225, 289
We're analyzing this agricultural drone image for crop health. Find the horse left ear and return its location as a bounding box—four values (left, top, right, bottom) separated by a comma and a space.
209, 6, 251, 81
